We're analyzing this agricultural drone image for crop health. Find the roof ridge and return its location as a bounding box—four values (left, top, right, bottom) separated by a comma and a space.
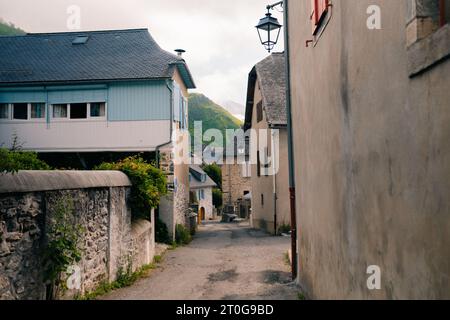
24, 28, 149, 36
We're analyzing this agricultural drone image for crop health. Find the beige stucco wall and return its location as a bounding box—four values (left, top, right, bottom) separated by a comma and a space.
288, 0, 450, 299
249, 80, 290, 234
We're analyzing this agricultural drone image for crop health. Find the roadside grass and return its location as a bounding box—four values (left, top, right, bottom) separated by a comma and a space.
77, 225, 195, 300
77, 255, 163, 300
283, 252, 291, 267
298, 292, 306, 300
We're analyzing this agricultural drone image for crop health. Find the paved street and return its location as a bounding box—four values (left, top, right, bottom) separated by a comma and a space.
102, 221, 298, 300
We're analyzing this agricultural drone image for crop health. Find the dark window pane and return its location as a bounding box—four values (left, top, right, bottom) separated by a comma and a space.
257, 101, 263, 122
70, 103, 87, 119
446, 0, 450, 24
13, 103, 28, 120
90, 102, 106, 117
31, 103, 45, 119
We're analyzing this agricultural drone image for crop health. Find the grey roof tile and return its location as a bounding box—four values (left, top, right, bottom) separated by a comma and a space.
189, 165, 217, 189
0, 29, 195, 88
244, 53, 286, 129
255, 53, 287, 126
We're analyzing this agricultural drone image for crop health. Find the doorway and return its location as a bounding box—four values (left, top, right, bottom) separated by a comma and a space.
198, 207, 206, 224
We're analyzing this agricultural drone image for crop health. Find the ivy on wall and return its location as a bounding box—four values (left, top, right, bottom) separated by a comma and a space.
96, 156, 167, 220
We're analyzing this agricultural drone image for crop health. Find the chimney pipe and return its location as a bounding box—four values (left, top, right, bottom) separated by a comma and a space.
175, 49, 186, 57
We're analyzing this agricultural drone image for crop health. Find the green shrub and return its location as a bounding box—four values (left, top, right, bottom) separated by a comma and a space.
202, 163, 222, 189
0, 148, 51, 173
278, 223, 291, 235
96, 157, 167, 220
175, 224, 192, 245
212, 188, 223, 209
42, 196, 84, 299
155, 219, 171, 244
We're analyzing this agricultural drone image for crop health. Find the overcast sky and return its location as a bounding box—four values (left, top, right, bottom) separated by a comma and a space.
0, 0, 285, 113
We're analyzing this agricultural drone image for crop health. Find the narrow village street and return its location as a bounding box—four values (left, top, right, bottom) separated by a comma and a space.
101, 221, 299, 300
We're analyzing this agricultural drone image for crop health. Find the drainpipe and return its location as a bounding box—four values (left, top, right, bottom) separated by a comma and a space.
271, 128, 278, 235
283, 0, 298, 281
155, 80, 175, 168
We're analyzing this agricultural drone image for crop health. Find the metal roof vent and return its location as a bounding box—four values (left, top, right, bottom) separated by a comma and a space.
175, 49, 186, 57
72, 36, 89, 45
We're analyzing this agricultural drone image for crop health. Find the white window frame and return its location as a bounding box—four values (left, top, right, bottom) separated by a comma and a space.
30, 103, 47, 123
88, 102, 107, 120
11, 103, 30, 122
0, 103, 47, 123
0, 103, 11, 122
51, 102, 107, 122
51, 103, 69, 121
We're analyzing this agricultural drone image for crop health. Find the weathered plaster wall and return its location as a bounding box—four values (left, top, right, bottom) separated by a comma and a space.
288, 0, 450, 299
249, 82, 290, 234
0, 171, 155, 300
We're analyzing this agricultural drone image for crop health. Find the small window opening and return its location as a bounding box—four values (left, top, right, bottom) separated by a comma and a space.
70, 103, 87, 119
13, 103, 28, 120
72, 36, 89, 45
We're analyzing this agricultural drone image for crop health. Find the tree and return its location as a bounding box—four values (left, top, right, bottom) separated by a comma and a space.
212, 188, 223, 209
202, 163, 222, 189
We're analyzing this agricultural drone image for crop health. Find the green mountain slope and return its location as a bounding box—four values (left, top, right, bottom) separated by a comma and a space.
0, 20, 25, 35
188, 93, 243, 146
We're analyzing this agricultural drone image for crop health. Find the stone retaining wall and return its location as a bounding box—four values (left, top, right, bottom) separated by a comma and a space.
0, 171, 154, 300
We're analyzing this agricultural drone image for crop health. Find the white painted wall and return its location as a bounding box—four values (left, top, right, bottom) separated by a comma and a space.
0, 120, 171, 152
196, 187, 214, 221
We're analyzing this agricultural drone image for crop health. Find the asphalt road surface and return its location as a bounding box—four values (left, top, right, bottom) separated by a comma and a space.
101, 221, 298, 300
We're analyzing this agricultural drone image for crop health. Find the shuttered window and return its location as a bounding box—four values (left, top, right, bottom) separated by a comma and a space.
256, 101, 263, 123
257, 151, 261, 177
311, 0, 330, 35
440, 0, 450, 26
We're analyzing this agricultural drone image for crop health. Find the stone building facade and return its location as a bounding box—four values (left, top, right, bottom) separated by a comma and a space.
158, 143, 191, 241
286, 0, 450, 299
221, 161, 251, 213
0, 171, 155, 300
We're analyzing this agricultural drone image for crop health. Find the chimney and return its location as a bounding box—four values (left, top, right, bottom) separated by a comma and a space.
175, 49, 186, 57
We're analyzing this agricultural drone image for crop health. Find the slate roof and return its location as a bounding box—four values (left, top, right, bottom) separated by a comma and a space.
0, 29, 195, 88
189, 165, 217, 189
244, 53, 286, 130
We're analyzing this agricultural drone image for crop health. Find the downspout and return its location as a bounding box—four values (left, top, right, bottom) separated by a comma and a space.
271, 128, 278, 235
155, 80, 174, 168
283, 0, 298, 281
45, 86, 50, 130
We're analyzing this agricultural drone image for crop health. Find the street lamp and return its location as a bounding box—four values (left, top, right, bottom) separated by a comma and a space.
255, 0, 298, 281
256, 2, 283, 52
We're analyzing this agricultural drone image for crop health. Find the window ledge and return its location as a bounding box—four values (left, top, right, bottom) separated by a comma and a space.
408, 23, 450, 77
